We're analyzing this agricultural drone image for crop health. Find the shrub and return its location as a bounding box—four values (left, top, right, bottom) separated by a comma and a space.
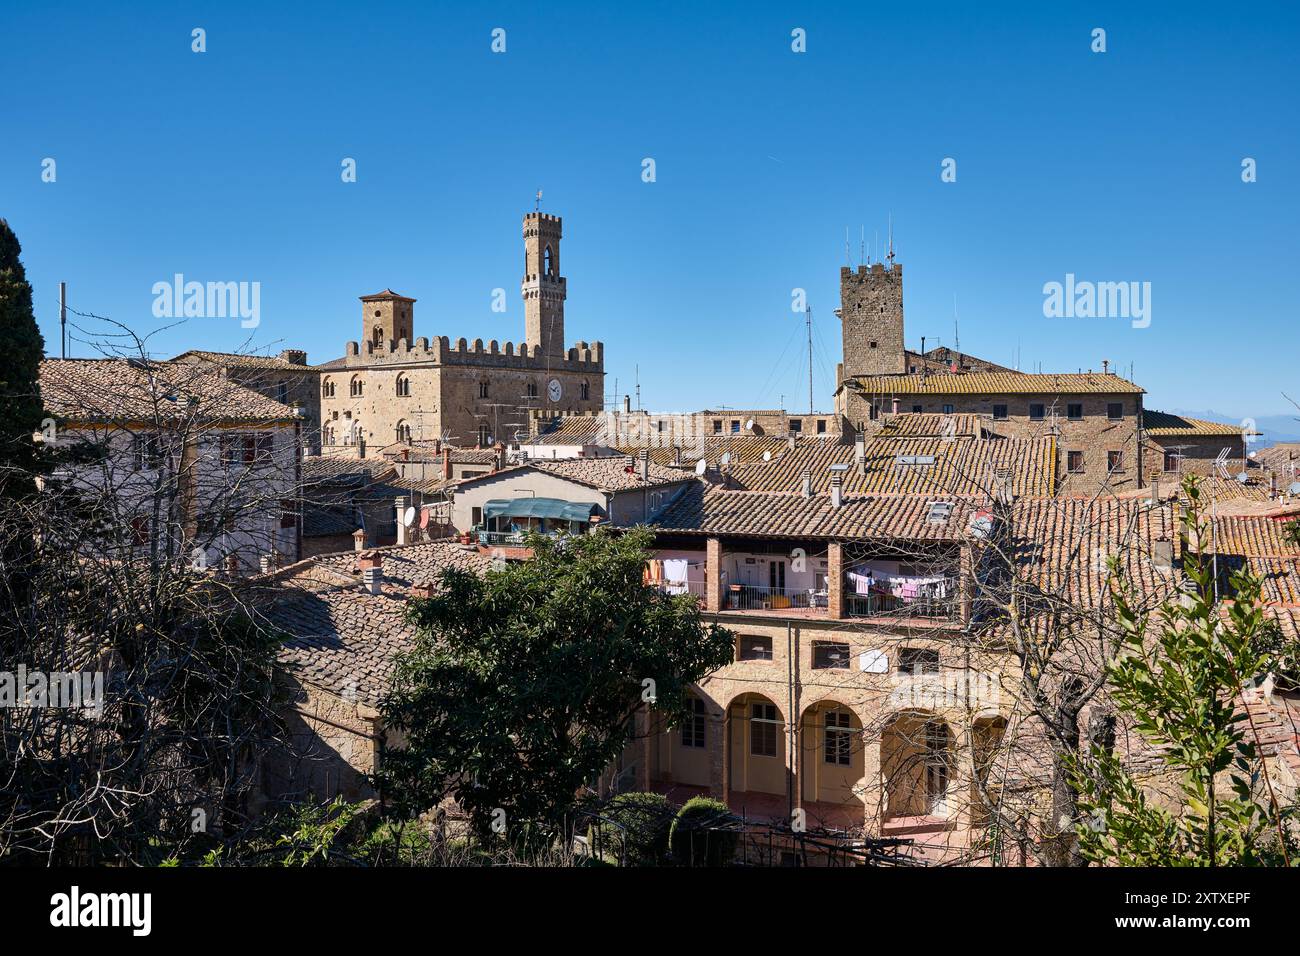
669, 796, 738, 866
589, 792, 674, 866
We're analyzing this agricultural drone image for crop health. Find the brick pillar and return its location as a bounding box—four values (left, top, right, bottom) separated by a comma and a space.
705, 537, 722, 612
708, 707, 728, 801
827, 541, 844, 620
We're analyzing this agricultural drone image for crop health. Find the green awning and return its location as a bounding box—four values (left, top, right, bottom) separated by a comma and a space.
483, 498, 599, 522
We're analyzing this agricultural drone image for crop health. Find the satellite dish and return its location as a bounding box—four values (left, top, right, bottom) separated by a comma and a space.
720, 451, 732, 467
762, 450, 772, 462
1289, 482, 1300, 496
694, 458, 708, 476
1235, 471, 1249, 483
1248, 451, 1258, 459
744, 419, 754, 431
402, 506, 417, 527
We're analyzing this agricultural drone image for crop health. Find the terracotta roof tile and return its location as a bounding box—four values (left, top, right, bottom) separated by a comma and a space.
40, 358, 296, 424
846, 370, 1144, 396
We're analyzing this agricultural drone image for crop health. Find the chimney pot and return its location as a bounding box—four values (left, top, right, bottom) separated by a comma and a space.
362, 566, 383, 595
801, 469, 813, 499
830, 474, 844, 509
352, 528, 367, 551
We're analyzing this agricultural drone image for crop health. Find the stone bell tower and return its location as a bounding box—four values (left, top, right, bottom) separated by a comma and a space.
521, 212, 566, 358
359, 289, 415, 350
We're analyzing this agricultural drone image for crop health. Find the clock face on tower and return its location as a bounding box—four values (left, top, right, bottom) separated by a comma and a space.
547, 378, 562, 402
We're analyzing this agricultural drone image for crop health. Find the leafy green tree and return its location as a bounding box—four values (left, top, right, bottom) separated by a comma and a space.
1072, 477, 1296, 865
375, 527, 735, 846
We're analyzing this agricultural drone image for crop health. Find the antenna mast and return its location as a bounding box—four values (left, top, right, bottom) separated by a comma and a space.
59, 282, 67, 359
806, 306, 814, 414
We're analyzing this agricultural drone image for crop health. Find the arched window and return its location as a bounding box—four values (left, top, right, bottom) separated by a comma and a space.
350, 376, 363, 397
544, 245, 554, 277
580, 381, 590, 401
372, 325, 384, 348
322, 377, 334, 398
526, 382, 538, 400
478, 381, 489, 399
395, 420, 411, 442
322, 425, 334, 447
396, 374, 411, 397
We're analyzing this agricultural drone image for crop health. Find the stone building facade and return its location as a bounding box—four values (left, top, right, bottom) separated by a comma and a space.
318, 212, 604, 454
834, 258, 1147, 496
172, 349, 322, 455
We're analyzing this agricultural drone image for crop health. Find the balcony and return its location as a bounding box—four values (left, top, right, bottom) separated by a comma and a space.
723, 583, 827, 613
843, 576, 959, 621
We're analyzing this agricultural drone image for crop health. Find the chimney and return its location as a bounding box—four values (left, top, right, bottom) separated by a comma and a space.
801, 468, 812, 499
623, 394, 632, 414
442, 448, 452, 480
395, 495, 409, 546
493, 441, 506, 472
638, 448, 649, 482
358, 551, 383, 594
411, 581, 436, 599
358, 435, 366, 459
225, 553, 241, 577
258, 550, 279, 574
1102, 359, 1110, 374
891, 397, 900, 415
788, 433, 798, 451
830, 473, 843, 509
854, 437, 866, 471
352, 528, 367, 552
1270, 472, 1278, 498
673, 445, 682, 466
1152, 538, 1173, 572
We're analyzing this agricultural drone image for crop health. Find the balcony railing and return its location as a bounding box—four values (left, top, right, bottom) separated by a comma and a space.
658, 579, 706, 599
844, 580, 959, 621
477, 530, 528, 546
723, 584, 827, 612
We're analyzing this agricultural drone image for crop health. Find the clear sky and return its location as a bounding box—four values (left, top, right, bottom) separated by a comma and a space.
3, 1, 1296, 420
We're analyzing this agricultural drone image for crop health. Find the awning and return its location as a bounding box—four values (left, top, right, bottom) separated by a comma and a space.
482, 498, 599, 522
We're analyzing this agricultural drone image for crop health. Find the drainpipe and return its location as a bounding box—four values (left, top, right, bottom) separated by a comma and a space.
787, 621, 795, 824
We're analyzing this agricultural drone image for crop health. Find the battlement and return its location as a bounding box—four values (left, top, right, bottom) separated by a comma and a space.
840, 262, 903, 281
340, 335, 603, 370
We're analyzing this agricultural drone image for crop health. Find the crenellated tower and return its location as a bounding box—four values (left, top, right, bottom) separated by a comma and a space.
521, 213, 566, 358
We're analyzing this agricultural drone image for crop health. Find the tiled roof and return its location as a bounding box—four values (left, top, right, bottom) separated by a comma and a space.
528, 416, 609, 445
471, 457, 690, 493
302, 455, 398, 486
1006, 497, 1177, 609
653, 485, 975, 541
874, 413, 983, 438
845, 371, 1144, 396
378, 441, 497, 465
1185, 475, 1272, 503
1144, 410, 1254, 437
40, 359, 296, 424
170, 349, 310, 371
1204, 514, 1300, 558
359, 289, 415, 301
725, 435, 1055, 498
1254, 444, 1300, 473
266, 541, 491, 706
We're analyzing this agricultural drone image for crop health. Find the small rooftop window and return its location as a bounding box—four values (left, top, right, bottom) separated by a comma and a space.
926, 500, 954, 523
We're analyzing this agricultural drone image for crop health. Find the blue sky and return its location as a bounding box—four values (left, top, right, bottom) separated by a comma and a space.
3, 1, 1297, 421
